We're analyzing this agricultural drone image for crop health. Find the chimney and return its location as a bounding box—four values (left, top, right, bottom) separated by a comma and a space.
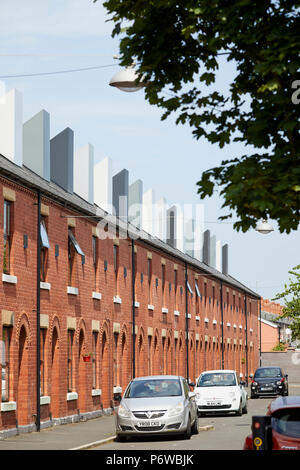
0, 88, 22, 166
23, 109, 50, 181
74, 143, 94, 204
50, 127, 74, 193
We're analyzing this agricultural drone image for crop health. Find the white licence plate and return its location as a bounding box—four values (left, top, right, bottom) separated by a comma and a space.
261, 387, 272, 391
136, 421, 161, 427
207, 401, 221, 406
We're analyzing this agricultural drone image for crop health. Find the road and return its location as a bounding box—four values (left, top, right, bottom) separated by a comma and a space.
93, 386, 299, 451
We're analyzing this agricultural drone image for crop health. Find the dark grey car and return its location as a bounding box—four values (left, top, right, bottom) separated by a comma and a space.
250, 367, 288, 398
115, 375, 198, 441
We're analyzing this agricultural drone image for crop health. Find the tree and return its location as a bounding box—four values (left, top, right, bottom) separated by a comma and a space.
99, 0, 300, 232
272, 264, 300, 341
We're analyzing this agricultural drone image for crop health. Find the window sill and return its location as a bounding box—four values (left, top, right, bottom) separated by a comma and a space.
113, 296, 122, 304
134, 301, 140, 308
67, 392, 78, 401
148, 304, 155, 311
2, 273, 17, 284
162, 307, 168, 314
67, 286, 78, 295
40, 396, 51, 405
92, 291, 102, 300
174, 310, 180, 316
185, 313, 191, 319
1, 401, 17, 412
113, 386, 122, 394
40, 282, 51, 290
92, 389, 102, 397
196, 316, 200, 321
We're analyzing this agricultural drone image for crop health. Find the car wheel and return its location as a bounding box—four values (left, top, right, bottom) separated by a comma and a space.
191, 414, 199, 435
242, 400, 248, 414
284, 387, 289, 396
236, 400, 243, 416
116, 434, 126, 442
183, 416, 192, 440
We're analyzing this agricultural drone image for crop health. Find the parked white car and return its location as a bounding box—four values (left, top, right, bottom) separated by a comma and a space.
194, 370, 248, 416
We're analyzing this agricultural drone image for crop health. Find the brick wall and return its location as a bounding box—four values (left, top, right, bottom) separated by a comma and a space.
0, 175, 260, 431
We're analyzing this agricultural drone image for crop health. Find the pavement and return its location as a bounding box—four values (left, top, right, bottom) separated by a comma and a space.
0, 410, 214, 451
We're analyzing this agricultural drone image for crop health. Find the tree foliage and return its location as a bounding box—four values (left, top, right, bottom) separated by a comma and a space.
98, 0, 300, 232
272, 264, 300, 341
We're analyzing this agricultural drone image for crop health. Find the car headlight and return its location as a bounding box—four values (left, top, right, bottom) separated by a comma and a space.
168, 402, 184, 417
276, 380, 282, 385
196, 393, 201, 400
118, 404, 131, 419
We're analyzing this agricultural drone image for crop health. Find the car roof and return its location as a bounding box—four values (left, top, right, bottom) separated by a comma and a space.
255, 366, 282, 371
131, 375, 184, 381
199, 369, 237, 374
268, 396, 300, 414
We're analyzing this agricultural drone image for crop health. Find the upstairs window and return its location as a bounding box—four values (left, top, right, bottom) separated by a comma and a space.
3, 201, 11, 274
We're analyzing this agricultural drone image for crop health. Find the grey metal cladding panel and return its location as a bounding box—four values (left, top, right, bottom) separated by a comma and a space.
166, 206, 176, 248
23, 110, 50, 181
222, 244, 229, 276
203, 230, 210, 265
50, 127, 74, 193
113, 168, 129, 216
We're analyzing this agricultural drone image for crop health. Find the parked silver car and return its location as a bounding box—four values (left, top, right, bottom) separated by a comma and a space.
115, 375, 198, 441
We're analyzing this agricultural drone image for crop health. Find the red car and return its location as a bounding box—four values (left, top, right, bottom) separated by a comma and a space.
244, 395, 300, 450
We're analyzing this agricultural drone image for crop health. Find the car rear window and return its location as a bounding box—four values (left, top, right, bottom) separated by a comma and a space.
272, 409, 300, 438
124, 379, 182, 398
254, 368, 282, 378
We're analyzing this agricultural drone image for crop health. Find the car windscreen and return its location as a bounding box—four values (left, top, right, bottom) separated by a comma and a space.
254, 368, 282, 378
197, 373, 237, 387
272, 409, 300, 438
124, 379, 182, 398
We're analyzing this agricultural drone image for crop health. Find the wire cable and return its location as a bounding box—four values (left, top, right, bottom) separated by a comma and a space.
0, 63, 116, 79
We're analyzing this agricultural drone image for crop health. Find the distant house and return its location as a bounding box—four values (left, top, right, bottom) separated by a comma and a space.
259, 298, 293, 351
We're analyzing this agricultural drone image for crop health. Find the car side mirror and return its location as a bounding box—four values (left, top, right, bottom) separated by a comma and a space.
189, 391, 196, 399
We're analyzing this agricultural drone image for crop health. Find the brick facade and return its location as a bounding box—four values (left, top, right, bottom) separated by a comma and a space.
0, 166, 260, 433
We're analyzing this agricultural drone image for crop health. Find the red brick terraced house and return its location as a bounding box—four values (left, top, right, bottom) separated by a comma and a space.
0, 154, 260, 437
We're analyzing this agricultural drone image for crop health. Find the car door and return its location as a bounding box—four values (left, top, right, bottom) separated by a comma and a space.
183, 379, 196, 422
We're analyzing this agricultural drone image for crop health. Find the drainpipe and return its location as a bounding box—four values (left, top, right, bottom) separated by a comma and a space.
36, 189, 41, 432
244, 292, 248, 386
131, 238, 136, 378
259, 297, 262, 367
185, 262, 189, 382
220, 280, 224, 369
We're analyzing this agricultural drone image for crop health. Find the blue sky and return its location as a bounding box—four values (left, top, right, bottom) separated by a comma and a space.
1, 0, 299, 304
